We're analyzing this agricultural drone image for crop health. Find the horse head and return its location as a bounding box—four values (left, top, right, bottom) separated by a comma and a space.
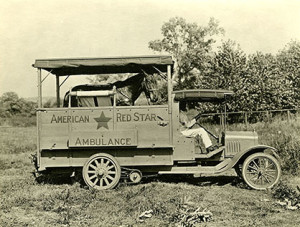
141, 73, 159, 104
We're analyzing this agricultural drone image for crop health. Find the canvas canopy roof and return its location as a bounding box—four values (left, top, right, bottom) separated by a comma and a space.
33, 55, 173, 76
173, 89, 234, 102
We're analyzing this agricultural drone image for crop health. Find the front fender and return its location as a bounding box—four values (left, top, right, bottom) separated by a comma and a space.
217, 145, 279, 173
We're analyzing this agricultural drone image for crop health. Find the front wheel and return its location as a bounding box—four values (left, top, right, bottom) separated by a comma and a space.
82, 153, 121, 190
242, 152, 281, 190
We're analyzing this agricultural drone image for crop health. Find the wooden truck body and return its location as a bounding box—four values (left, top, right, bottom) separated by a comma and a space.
33, 56, 281, 190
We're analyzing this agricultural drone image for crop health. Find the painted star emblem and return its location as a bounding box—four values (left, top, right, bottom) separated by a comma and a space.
94, 112, 112, 129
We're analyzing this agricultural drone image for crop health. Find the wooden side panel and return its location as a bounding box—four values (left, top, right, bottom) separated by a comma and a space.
70, 106, 171, 148
115, 106, 171, 147
173, 135, 195, 160
39, 106, 171, 150
69, 130, 137, 147
40, 108, 116, 150
40, 109, 69, 149
172, 102, 180, 136
69, 108, 114, 132
38, 105, 174, 169
40, 148, 173, 169
171, 101, 196, 161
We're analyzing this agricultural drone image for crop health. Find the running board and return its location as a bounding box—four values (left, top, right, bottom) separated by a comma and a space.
158, 159, 232, 175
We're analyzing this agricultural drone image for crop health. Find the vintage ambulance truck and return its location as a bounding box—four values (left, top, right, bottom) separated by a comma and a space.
33, 55, 281, 190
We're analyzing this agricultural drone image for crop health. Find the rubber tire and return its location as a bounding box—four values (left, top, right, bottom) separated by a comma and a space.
82, 153, 121, 190
242, 152, 281, 190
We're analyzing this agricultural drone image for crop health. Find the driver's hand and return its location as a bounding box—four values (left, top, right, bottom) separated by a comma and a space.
185, 118, 196, 128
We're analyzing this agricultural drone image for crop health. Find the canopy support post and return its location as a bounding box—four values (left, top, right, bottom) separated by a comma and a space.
36, 68, 42, 170
41, 69, 53, 84
167, 65, 173, 145
38, 68, 42, 108
113, 86, 117, 130
56, 76, 60, 107
167, 65, 172, 113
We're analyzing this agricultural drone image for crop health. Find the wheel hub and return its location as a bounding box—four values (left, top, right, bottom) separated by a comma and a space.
96, 168, 107, 178
257, 167, 266, 176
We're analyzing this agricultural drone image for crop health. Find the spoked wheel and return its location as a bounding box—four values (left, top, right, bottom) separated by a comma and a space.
242, 152, 281, 190
82, 153, 121, 190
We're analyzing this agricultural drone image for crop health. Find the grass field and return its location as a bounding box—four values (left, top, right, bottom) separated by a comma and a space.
0, 126, 299, 227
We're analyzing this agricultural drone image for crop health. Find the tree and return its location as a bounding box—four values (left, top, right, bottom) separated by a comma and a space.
243, 53, 279, 111
201, 40, 298, 112
148, 17, 224, 89
0, 92, 21, 116
0, 92, 37, 117
199, 40, 247, 111
202, 40, 246, 88
276, 40, 300, 108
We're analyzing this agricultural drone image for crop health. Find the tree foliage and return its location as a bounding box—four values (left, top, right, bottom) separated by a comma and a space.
201, 40, 247, 111
202, 43, 300, 112
149, 17, 224, 88
0, 92, 36, 118
276, 40, 300, 104
149, 17, 300, 112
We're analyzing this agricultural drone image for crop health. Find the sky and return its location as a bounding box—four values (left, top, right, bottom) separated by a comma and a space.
0, 0, 299, 98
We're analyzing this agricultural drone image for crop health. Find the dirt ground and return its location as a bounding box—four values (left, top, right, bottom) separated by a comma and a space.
0, 127, 299, 226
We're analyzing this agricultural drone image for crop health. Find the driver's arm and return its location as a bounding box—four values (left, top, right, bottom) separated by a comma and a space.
185, 118, 197, 128
180, 111, 198, 129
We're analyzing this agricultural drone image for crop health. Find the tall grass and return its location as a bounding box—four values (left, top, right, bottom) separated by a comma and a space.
0, 125, 299, 226
202, 117, 300, 175
254, 120, 300, 175
0, 127, 36, 154
0, 127, 36, 172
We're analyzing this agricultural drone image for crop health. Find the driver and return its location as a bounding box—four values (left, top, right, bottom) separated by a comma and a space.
179, 111, 217, 152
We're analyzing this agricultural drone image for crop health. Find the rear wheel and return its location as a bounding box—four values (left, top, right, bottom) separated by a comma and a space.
82, 153, 121, 190
242, 152, 281, 190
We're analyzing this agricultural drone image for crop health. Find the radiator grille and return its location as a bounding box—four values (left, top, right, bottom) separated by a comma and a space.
226, 141, 241, 154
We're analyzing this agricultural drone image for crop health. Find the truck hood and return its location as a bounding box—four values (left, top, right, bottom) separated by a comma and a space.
225, 131, 259, 155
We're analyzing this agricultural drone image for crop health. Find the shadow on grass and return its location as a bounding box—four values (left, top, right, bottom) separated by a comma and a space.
34, 171, 85, 187
34, 171, 249, 190
125, 174, 250, 190
35, 173, 73, 185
